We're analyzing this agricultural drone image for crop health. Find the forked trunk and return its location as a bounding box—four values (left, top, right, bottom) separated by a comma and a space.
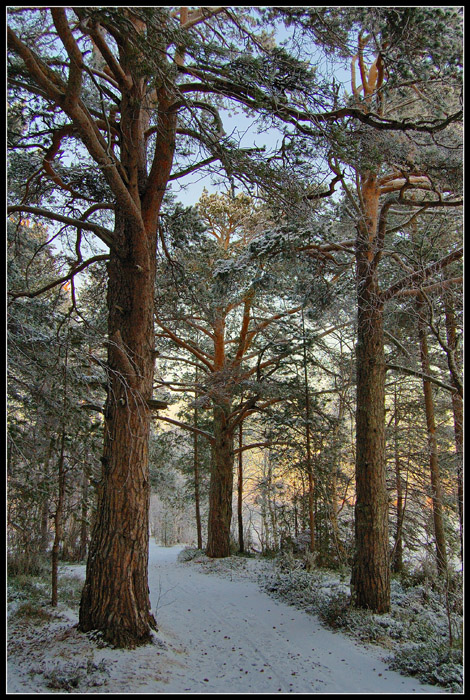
206, 402, 234, 558
78, 215, 157, 647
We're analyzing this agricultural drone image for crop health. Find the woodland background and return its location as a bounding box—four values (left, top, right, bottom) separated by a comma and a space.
7, 5, 462, 680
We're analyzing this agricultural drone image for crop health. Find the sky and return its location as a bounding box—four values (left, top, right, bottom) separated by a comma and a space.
11, 8, 354, 264
169, 17, 353, 208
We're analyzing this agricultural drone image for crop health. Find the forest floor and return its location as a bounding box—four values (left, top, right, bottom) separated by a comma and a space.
7, 543, 457, 693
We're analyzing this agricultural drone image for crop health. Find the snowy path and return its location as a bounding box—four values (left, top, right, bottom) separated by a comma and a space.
148, 544, 442, 694
8, 544, 445, 693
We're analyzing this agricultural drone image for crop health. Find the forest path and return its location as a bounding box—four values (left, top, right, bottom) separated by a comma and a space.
148, 544, 442, 694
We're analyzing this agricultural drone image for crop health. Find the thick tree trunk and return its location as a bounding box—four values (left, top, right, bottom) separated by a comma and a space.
78, 215, 157, 647
351, 199, 390, 613
206, 402, 234, 558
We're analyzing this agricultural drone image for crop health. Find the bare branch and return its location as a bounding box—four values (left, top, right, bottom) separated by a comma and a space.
386, 363, 456, 394
181, 7, 226, 30
8, 254, 109, 300
8, 205, 115, 249
381, 247, 463, 303
152, 415, 215, 445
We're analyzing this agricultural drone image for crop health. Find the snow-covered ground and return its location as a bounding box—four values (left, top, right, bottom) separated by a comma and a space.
7, 543, 447, 693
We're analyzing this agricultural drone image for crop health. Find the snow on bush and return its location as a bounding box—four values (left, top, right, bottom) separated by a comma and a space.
260, 557, 463, 693
388, 642, 463, 692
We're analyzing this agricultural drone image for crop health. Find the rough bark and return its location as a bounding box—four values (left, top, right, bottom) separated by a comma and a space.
78, 213, 158, 647
206, 402, 234, 558
351, 199, 390, 613
302, 309, 315, 554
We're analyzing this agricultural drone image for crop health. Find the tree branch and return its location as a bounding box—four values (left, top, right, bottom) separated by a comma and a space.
8, 205, 115, 249
380, 247, 463, 303
152, 415, 215, 445
386, 363, 456, 394
8, 254, 109, 300
50, 8, 84, 108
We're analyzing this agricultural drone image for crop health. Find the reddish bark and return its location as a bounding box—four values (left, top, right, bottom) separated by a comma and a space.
350, 175, 390, 613
206, 402, 234, 558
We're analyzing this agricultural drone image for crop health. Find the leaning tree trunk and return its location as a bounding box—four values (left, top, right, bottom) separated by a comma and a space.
78, 214, 158, 647
351, 185, 390, 613
206, 402, 234, 558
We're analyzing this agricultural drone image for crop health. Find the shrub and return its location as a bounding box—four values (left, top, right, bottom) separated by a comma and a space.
316, 591, 351, 628
260, 556, 462, 692
177, 547, 204, 562
388, 641, 463, 692
13, 602, 54, 622
42, 660, 109, 691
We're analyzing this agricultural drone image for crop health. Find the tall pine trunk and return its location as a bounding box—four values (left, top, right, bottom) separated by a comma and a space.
77, 72, 176, 646
351, 178, 390, 613
78, 214, 158, 647
206, 402, 234, 558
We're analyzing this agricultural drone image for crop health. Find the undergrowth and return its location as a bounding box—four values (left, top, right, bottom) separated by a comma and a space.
261, 553, 463, 693
8, 563, 84, 617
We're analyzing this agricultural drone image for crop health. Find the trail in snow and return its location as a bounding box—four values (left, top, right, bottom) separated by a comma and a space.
147, 543, 442, 694
7, 544, 445, 693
